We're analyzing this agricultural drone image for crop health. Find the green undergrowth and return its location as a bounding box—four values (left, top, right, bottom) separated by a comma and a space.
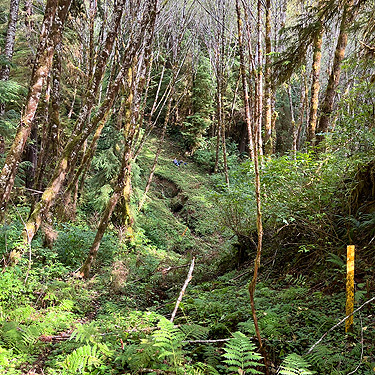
1, 136, 375, 374
135, 136, 233, 274
1, 256, 373, 374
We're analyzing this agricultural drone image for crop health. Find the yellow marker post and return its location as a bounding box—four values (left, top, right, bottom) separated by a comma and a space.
345, 245, 355, 333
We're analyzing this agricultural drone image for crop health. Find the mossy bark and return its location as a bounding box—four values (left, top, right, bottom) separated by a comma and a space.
0, 0, 71, 221
34, 42, 63, 192
263, 0, 273, 156
235, 0, 254, 160
316, 0, 356, 147
80, 2, 157, 277
307, 27, 323, 145
0, 0, 20, 116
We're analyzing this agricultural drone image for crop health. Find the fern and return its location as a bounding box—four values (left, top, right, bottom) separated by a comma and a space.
153, 316, 185, 371
222, 331, 263, 374
116, 337, 158, 371
70, 322, 99, 344
62, 343, 111, 374
0, 322, 41, 352
326, 253, 345, 270
180, 323, 209, 340
187, 362, 220, 374
278, 353, 315, 374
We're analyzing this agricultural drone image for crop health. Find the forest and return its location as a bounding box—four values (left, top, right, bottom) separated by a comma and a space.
0, 0, 374, 373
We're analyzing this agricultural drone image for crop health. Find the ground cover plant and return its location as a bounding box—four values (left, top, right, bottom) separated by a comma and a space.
0, 136, 374, 374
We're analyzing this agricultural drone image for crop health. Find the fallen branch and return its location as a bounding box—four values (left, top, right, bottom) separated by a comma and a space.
307, 295, 375, 354
161, 263, 191, 275
170, 257, 195, 323
182, 338, 230, 344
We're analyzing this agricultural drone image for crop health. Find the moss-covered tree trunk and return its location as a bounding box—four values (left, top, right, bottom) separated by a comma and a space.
315, 0, 356, 147
80, 8, 157, 277
307, 26, 323, 145
235, 0, 254, 160
0, 0, 20, 117
263, 0, 273, 156
12, 0, 130, 251
0, 0, 71, 222
34, 42, 63, 192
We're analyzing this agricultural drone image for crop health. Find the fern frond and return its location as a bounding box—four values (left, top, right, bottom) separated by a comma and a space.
193, 362, 220, 374
153, 317, 185, 370
222, 331, 262, 374
116, 339, 158, 371
70, 322, 98, 344
62, 343, 111, 373
278, 353, 315, 374
180, 323, 209, 340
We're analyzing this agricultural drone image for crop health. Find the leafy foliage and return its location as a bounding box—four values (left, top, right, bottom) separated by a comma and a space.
278, 353, 315, 374
222, 331, 263, 374
61, 343, 112, 374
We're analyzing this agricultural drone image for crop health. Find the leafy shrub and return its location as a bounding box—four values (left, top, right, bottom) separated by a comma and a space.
55, 223, 117, 269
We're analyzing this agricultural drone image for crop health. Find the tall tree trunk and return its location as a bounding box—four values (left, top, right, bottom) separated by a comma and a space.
315, 0, 356, 147
288, 84, 296, 153
34, 42, 63, 192
24, 0, 35, 47
235, 0, 254, 160
293, 76, 308, 158
80, 8, 158, 277
0, 0, 72, 222
0, 0, 20, 84
12, 0, 131, 249
214, 85, 222, 174
13, 0, 157, 262
255, 0, 263, 157
219, 2, 229, 186
221, 94, 229, 186
307, 26, 323, 145
237, 1, 268, 372
263, 0, 273, 156
0, 0, 21, 147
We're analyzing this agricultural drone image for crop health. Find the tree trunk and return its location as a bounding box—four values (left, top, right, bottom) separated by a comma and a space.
0, 0, 21, 84
14, 0, 132, 248
263, 0, 273, 156
255, 0, 263, 157
0, 0, 20, 139
235, 0, 254, 160
293, 76, 308, 158
214, 86, 222, 174
80, 9, 157, 277
288, 84, 296, 153
307, 27, 323, 145
0, 0, 72, 222
34, 42, 63, 192
24, 0, 34, 45
238, 0, 268, 372
80, 189, 122, 277
315, 0, 356, 147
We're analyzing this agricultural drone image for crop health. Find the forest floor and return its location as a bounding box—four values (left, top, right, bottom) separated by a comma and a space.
0, 135, 374, 374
